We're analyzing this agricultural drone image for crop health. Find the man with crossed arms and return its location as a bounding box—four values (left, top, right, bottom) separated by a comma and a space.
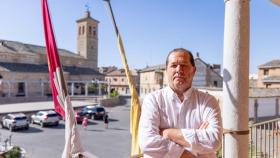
138, 48, 222, 158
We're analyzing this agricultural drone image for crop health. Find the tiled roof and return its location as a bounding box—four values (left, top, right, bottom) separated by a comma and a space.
0, 40, 82, 58
0, 62, 102, 75
76, 17, 99, 23
0, 62, 48, 73
259, 59, 280, 68
106, 69, 138, 76
64, 66, 102, 75
99, 66, 118, 74
139, 64, 166, 72
76, 11, 99, 23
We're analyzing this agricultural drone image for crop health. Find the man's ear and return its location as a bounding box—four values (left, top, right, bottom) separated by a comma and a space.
192, 67, 197, 74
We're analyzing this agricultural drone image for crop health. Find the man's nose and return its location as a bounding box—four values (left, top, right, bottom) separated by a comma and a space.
176, 65, 182, 73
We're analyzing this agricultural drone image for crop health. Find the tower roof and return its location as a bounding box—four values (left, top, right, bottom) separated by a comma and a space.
76, 11, 99, 23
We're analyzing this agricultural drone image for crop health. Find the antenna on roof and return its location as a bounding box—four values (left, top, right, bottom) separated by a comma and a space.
196, 52, 200, 58
145, 62, 149, 68
85, 1, 90, 12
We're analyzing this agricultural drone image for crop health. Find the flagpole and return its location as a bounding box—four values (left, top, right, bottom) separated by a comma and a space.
103, 0, 136, 95
42, 1, 98, 157
103, 0, 119, 36
103, 0, 142, 157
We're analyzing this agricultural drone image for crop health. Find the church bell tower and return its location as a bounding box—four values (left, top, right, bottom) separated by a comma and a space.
76, 10, 99, 69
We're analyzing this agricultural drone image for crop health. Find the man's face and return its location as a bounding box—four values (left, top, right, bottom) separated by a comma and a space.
166, 51, 196, 94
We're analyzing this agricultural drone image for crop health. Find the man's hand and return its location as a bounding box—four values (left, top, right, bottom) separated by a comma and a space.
159, 128, 169, 139
159, 128, 190, 147
199, 121, 209, 129
159, 121, 209, 148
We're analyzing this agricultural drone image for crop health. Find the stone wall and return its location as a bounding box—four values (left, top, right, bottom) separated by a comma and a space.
100, 96, 120, 107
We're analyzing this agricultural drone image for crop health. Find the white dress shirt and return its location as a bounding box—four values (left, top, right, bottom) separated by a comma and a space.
138, 87, 222, 158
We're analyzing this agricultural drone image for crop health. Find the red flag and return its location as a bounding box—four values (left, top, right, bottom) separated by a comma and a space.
41, 1, 99, 157
42, 0, 66, 118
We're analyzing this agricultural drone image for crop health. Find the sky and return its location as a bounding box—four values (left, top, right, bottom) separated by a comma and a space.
0, 0, 279, 74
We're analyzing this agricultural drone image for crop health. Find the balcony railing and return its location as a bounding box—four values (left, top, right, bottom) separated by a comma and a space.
131, 118, 280, 158
249, 118, 280, 158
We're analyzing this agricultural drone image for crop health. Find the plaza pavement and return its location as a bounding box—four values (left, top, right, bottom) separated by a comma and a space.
0, 100, 95, 115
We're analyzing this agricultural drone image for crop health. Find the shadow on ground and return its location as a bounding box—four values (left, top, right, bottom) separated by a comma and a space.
14, 126, 43, 133
109, 127, 127, 131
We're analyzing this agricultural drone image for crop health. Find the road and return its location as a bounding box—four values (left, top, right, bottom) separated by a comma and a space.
0, 103, 131, 158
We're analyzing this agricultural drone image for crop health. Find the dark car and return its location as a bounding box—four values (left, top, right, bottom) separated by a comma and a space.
81, 105, 106, 120
75, 111, 86, 124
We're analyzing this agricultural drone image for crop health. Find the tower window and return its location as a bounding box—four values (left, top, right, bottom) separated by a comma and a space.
93, 27, 96, 36
82, 26, 85, 35
89, 26, 92, 35
79, 26, 81, 35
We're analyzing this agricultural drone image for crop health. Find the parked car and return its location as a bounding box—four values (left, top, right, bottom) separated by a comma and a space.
75, 110, 86, 124
31, 110, 60, 127
0, 113, 29, 131
81, 105, 106, 120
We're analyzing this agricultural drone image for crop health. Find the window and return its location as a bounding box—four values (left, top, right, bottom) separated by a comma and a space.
79, 26, 81, 35
213, 81, 218, 87
75, 83, 79, 89
0, 74, 2, 83
89, 26, 92, 35
18, 82, 25, 93
113, 78, 117, 82
93, 27, 96, 36
264, 69, 269, 76
82, 26, 85, 34
266, 84, 271, 88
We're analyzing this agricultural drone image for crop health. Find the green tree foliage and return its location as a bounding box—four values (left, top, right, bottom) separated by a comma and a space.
109, 89, 118, 97
4, 146, 21, 158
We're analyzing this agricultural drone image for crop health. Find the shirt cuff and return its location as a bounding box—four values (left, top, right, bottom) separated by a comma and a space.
181, 129, 199, 155
165, 141, 184, 158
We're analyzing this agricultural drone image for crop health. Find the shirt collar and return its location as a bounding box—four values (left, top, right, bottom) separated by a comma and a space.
166, 86, 193, 101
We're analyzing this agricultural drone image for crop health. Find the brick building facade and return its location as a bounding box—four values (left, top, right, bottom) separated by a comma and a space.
257, 59, 280, 88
